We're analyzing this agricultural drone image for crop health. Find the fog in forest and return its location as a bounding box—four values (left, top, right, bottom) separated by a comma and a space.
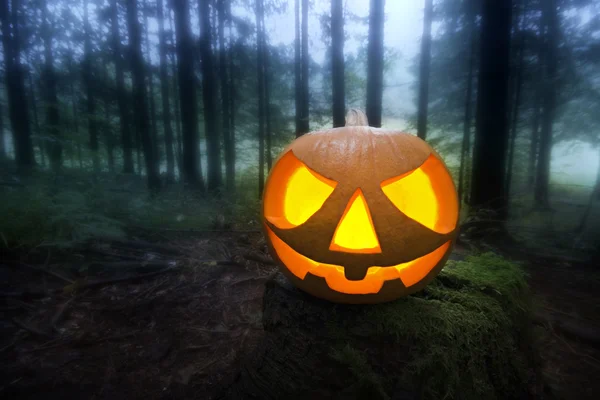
1, 0, 600, 399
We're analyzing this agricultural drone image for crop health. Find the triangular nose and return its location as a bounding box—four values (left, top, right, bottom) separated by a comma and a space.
329, 189, 382, 254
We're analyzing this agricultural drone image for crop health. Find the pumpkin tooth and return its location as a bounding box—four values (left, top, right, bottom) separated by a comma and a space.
343, 266, 369, 281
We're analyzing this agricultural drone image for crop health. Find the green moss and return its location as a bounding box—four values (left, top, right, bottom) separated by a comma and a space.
330, 345, 390, 400
332, 253, 533, 400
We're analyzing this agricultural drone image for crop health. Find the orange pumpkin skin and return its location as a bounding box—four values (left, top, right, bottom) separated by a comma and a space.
261, 110, 459, 304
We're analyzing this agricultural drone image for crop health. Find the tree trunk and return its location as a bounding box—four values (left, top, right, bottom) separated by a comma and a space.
103, 63, 115, 173
173, 70, 183, 179
0, 0, 34, 168
527, 32, 544, 188
534, 0, 558, 209
298, 0, 310, 134
167, 8, 183, 178
331, 0, 345, 128
596, 153, 600, 202
366, 0, 385, 128
256, 0, 266, 198
173, 0, 203, 190
218, 0, 233, 192
135, 120, 142, 174
458, 0, 476, 209
416, 0, 433, 140
294, 0, 302, 136
469, 0, 512, 220
83, 0, 99, 173
26, 65, 44, 167
218, 272, 536, 399
67, 50, 82, 170
157, 0, 175, 183
528, 92, 541, 187
110, 0, 134, 174
126, 0, 161, 191
0, 90, 5, 159
227, 0, 236, 187
576, 147, 600, 233
198, 0, 222, 192
173, 70, 183, 178
28, 51, 46, 167
261, 2, 272, 171
41, 1, 62, 173
144, 0, 160, 171
505, 0, 527, 199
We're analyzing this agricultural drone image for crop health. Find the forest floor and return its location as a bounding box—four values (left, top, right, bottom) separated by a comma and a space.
0, 229, 599, 400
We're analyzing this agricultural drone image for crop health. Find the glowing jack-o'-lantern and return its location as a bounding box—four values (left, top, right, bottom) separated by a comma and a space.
262, 110, 459, 304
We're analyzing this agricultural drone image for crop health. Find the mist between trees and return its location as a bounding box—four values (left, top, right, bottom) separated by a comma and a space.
0, 0, 599, 235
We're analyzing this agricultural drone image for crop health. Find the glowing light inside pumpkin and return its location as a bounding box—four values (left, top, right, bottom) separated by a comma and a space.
265, 224, 450, 294
264, 151, 337, 229
381, 154, 458, 234
329, 189, 381, 254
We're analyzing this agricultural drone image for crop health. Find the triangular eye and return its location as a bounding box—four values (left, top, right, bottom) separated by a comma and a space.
381, 154, 458, 234
264, 151, 337, 229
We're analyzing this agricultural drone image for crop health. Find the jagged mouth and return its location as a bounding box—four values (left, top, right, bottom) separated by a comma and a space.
265, 225, 451, 295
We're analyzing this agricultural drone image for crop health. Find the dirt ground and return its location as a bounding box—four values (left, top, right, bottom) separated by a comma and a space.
525, 255, 600, 400
0, 231, 599, 400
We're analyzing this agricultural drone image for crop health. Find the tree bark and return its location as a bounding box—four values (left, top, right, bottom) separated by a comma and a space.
83, 0, 99, 173
528, 33, 544, 188
133, 102, 142, 174
173, 0, 203, 190
218, 0, 234, 191
469, 0, 512, 221
0, 89, 5, 159
294, 0, 302, 136
256, 0, 266, 198
126, 0, 161, 191
144, 0, 160, 171
298, 0, 310, 134
505, 0, 527, 199
41, 1, 62, 172
173, 69, 183, 179
534, 0, 558, 209
331, 0, 345, 128
576, 146, 600, 232
156, 0, 175, 183
366, 0, 385, 128
458, 0, 476, 209
227, 0, 236, 186
167, 8, 183, 178
198, 0, 222, 193
110, 0, 134, 174
416, 0, 433, 140
103, 63, 115, 172
66, 48, 83, 170
261, 1, 272, 171
528, 93, 541, 187
0, 0, 34, 168
26, 63, 44, 167
596, 151, 600, 202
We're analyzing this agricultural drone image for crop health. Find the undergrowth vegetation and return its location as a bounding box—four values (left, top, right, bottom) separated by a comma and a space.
1, 185, 126, 248
0, 168, 262, 249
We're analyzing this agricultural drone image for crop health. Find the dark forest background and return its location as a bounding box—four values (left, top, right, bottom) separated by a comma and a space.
1, 0, 599, 265
1, 1, 600, 399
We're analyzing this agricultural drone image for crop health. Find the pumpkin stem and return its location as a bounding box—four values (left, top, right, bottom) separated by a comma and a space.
345, 109, 369, 127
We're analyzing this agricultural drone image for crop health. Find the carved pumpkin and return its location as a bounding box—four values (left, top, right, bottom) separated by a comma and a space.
261, 110, 459, 304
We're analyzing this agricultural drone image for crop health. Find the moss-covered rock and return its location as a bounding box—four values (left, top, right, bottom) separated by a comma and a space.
221, 253, 540, 400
